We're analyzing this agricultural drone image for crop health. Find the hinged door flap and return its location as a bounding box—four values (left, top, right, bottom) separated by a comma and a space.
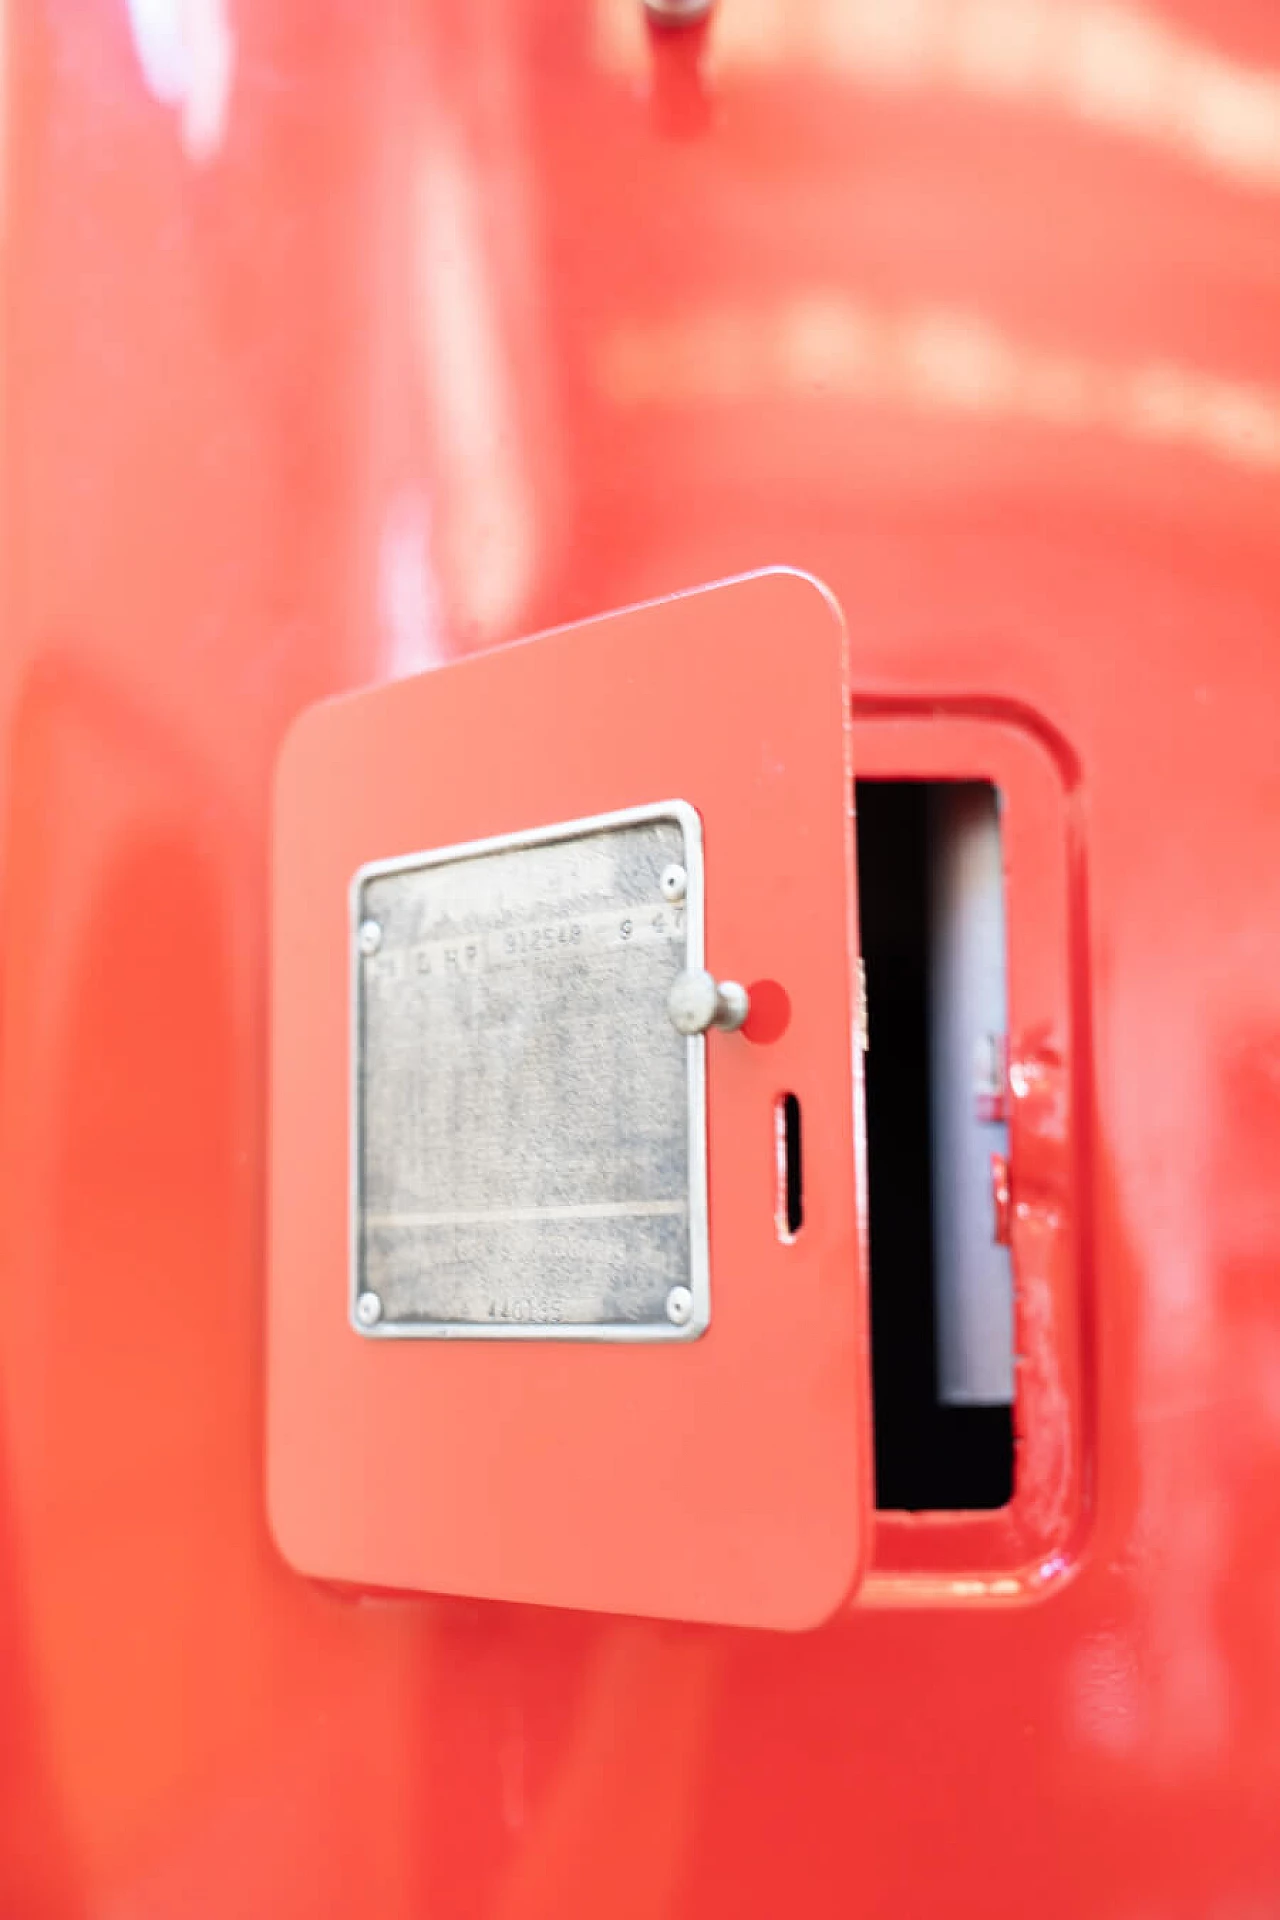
268, 568, 871, 1630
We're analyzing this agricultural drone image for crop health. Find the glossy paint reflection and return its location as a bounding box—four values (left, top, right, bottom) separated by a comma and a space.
596, 298, 1280, 471
126, 0, 234, 162
4, 0, 1280, 1912
596, 0, 1280, 194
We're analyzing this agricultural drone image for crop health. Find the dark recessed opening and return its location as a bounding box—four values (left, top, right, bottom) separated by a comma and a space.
856, 781, 1014, 1512
776, 1093, 803, 1240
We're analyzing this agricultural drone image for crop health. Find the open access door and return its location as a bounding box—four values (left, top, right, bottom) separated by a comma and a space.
268, 569, 871, 1629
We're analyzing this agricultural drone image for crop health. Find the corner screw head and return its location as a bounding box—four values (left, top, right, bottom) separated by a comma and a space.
358, 919, 382, 956
665, 1285, 694, 1327
660, 863, 688, 904
355, 1291, 383, 1328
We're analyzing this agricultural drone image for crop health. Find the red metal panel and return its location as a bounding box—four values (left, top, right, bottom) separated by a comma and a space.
3, 0, 1280, 1914
270, 570, 872, 1628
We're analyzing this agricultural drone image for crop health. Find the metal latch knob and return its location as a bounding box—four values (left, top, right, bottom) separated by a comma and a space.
667, 970, 750, 1036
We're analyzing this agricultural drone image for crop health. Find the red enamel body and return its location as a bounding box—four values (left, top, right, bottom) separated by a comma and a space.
4, 2, 1280, 1914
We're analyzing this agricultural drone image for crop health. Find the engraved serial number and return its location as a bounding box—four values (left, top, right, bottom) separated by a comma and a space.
487, 1297, 563, 1323
502, 921, 584, 957
365, 903, 685, 984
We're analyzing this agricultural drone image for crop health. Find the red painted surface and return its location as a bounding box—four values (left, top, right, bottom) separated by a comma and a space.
3, 0, 1280, 1913
271, 572, 871, 1629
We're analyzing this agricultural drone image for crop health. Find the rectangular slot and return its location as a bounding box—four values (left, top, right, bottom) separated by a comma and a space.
775, 1093, 803, 1241
856, 781, 1014, 1511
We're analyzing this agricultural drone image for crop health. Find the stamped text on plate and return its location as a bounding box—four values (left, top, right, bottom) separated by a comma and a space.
352, 804, 709, 1340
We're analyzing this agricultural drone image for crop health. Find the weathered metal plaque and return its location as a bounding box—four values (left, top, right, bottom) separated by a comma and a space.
352, 804, 707, 1339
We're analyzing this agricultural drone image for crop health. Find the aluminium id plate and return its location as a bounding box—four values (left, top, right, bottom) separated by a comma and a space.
352, 803, 708, 1339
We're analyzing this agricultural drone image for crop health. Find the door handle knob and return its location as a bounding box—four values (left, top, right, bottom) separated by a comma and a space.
667, 970, 750, 1035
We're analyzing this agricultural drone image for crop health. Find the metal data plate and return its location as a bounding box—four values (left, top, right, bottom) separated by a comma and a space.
352, 803, 707, 1340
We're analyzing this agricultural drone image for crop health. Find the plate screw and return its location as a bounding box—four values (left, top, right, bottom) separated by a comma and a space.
355, 1291, 383, 1327
665, 1285, 694, 1327
358, 920, 382, 956
660, 863, 687, 903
